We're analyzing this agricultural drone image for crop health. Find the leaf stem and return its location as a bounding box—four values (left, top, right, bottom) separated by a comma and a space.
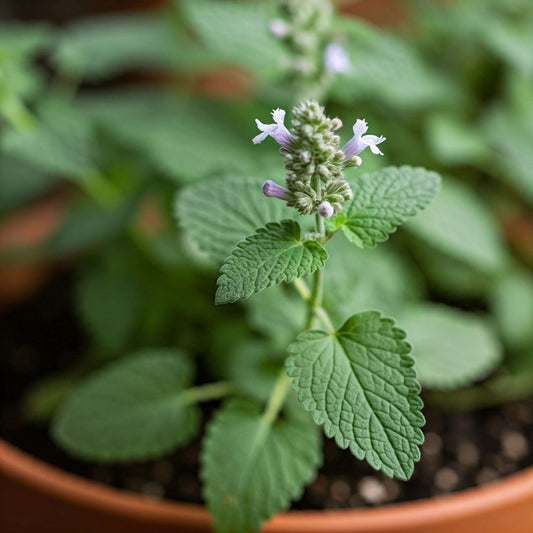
179, 382, 235, 405
263, 370, 291, 424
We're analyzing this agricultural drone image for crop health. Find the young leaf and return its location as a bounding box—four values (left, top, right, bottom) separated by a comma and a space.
52, 349, 200, 461
399, 304, 502, 390
287, 311, 424, 480
176, 176, 296, 264
329, 166, 440, 248
406, 178, 506, 273
216, 220, 327, 305
202, 398, 321, 533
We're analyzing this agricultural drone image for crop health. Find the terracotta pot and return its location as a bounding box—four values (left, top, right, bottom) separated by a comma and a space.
0, 193, 69, 309
1, 439, 532, 533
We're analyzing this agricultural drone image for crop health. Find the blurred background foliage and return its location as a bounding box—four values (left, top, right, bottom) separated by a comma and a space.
1, 0, 532, 422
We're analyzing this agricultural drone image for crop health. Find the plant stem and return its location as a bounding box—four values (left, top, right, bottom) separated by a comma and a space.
179, 382, 234, 405
263, 370, 291, 424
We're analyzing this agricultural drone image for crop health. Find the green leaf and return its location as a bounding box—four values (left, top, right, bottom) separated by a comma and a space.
406, 178, 506, 273
176, 176, 297, 264
323, 236, 424, 326
287, 311, 424, 480
329, 166, 441, 248
399, 304, 502, 390
202, 398, 321, 533
75, 266, 142, 352
2, 99, 97, 179
0, 155, 55, 215
54, 13, 211, 81
181, 0, 288, 77
483, 107, 533, 204
52, 349, 200, 461
490, 268, 533, 351
216, 220, 327, 305
331, 18, 457, 109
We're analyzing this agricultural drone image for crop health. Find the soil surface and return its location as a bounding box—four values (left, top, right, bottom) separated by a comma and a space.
1, 275, 532, 509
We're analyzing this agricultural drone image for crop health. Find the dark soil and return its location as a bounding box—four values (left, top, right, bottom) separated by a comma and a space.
1, 275, 532, 509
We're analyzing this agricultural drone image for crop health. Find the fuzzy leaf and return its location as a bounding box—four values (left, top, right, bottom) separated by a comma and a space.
202, 398, 321, 533
216, 220, 327, 305
176, 176, 296, 264
287, 311, 424, 480
52, 350, 200, 461
329, 166, 441, 248
399, 305, 502, 390
407, 178, 506, 273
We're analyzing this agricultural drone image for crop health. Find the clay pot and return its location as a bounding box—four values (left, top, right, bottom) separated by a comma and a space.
1, 439, 532, 533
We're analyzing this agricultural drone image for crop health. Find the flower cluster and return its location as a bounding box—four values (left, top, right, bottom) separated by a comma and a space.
254, 100, 385, 217
269, 0, 350, 88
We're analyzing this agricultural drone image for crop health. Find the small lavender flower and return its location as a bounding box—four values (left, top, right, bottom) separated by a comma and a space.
252, 108, 293, 149
317, 201, 334, 218
262, 180, 290, 200
342, 119, 386, 159
269, 18, 290, 38
324, 43, 351, 74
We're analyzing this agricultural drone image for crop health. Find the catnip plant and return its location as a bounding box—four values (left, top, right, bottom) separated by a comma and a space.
53, 98, 440, 533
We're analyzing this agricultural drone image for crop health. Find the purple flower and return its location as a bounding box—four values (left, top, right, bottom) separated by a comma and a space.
269, 19, 289, 38
262, 180, 290, 200
253, 108, 293, 149
317, 201, 334, 218
324, 43, 351, 75
342, 119, 386, 159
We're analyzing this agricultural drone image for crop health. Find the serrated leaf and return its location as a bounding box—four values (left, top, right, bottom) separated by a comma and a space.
216, 220, 327, 305
490, 268, 533, 351
287, 311, 424, 480
329, 166, 441, 248
406, 178, 506, 273
176, 176, 297, 264
181, 0, 288, 77
399, 305, 502, 390
52, 349, 200, 461
75, 266, 142, 352
202, 398, 321, 533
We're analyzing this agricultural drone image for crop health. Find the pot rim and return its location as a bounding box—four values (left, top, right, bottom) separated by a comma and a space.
1, 439, 533, 532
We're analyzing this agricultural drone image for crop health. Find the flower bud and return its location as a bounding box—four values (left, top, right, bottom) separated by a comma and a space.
317, 201, 334, 218
262, 180, 290, 200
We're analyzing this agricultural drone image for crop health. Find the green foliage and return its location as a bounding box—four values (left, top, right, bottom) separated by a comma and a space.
75, 266, 142, 352
176, 176, 297, 264
399, 304, 502, 390
80, 90, 266, 183
216, 220, 327, 305
331, 18, 457, 109
328, 166, 440, 248
287, 311, 424, 480
202, 398, 321, 533
53, 349, 200, 461
407, 178, 506, 273
490, 268, 533, 351
54, 13, 210, 81
0, 155, 54, 215
2, 99, 97, 180
181, 0, 288, 77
